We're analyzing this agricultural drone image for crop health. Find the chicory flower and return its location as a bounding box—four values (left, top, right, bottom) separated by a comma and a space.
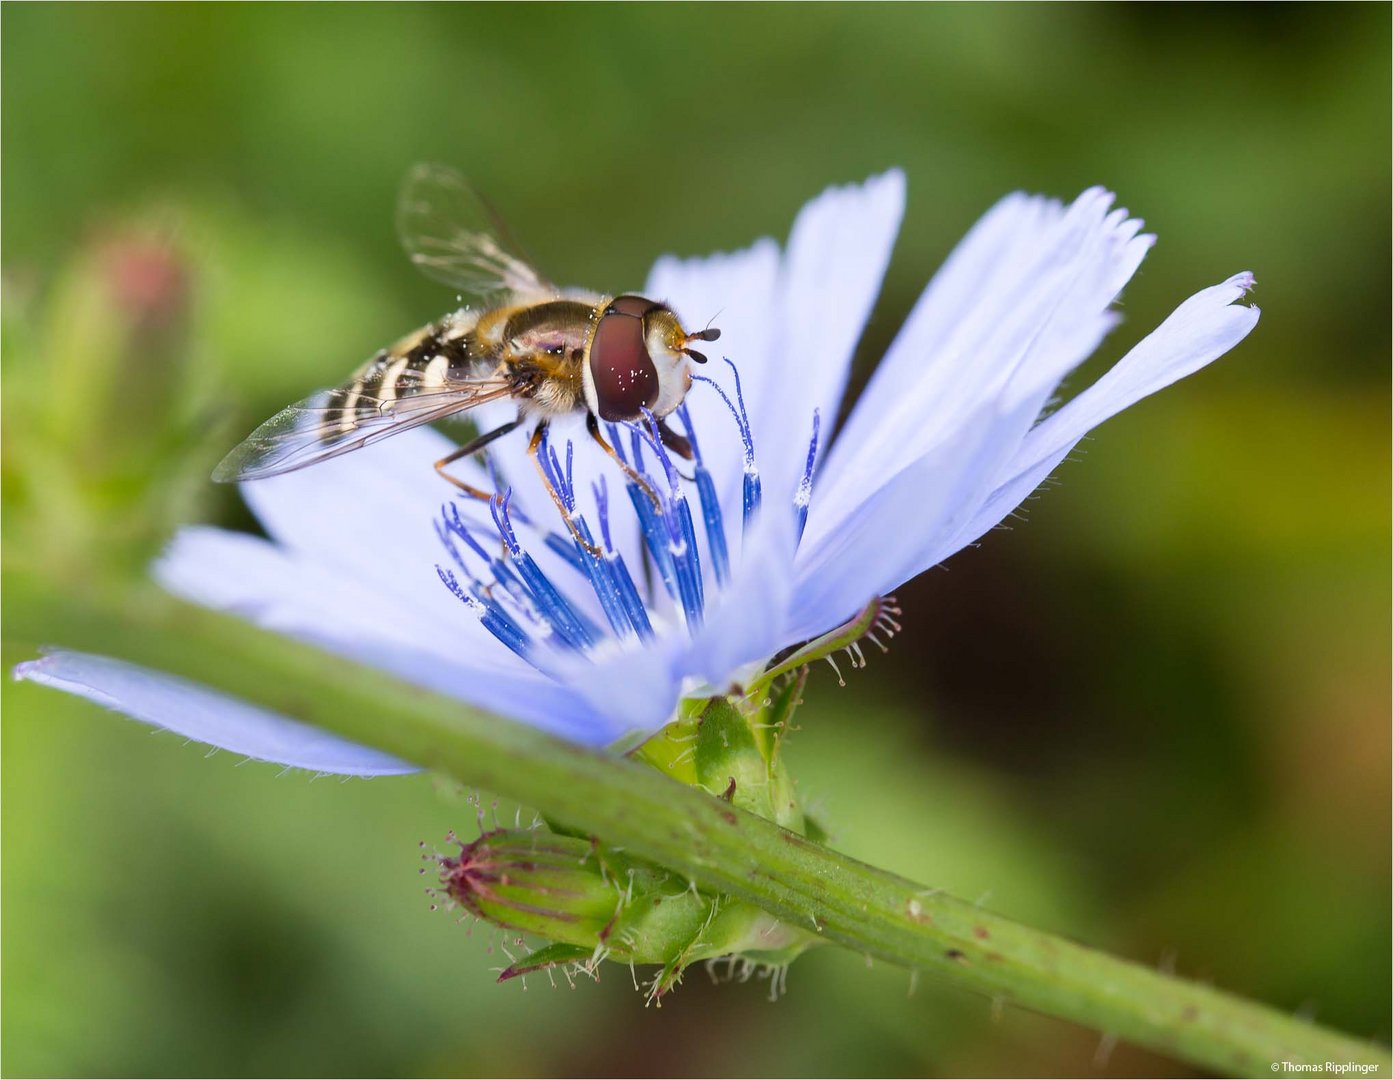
17, 173, 1259, 774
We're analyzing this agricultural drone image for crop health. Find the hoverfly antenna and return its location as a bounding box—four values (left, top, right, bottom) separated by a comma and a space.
684, 325, 720, 362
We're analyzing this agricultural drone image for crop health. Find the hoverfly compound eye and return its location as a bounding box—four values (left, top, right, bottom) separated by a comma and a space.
586, 296, 662, 423
582, 296, 709, 423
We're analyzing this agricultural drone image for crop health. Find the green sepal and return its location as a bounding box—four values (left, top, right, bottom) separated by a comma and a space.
747, 596, 901, 698
631, 686, 807, 832
496, 943, 592, 983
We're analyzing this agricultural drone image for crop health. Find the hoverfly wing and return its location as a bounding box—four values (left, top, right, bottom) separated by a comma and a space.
212, 375, 515, 482
397, 163, 554, 300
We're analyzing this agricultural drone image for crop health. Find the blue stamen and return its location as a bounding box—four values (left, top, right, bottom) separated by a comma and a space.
532, 433, 595, 573
435, 522, 495, 613
677, 403, 703, 462
679, 405, 730, 586
725, 359, 763, 529
694, 364, 762, 531
638, 410, 704, 629
436, 567, 531, 660
435, 518, 472, 579
613, 426, 681, 607
795, 408, 820, 545
473, 584, 531, 644
476, 458, 535, 529
692, 467, 730, 587
491, 490, 600, 652
741, 471, 763, 529
609, 550, 654, 641
566, 514, 634, 640
472, 584, 534, 655
743, 465, 762, 528
673, 498, 705, 627
606, 422, 630, 465
442, 502, 494, 563
725, 357, 752, 435
627, 480, 679, 603
638, 409, 682, 495
593, 477, 615, 553
442, 503, 528, 599
538, 430, 576, 512
595, 477, 654, 641
544, 445, 564, 501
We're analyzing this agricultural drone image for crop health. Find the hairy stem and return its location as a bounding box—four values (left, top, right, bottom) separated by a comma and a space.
6, 574, 1386, 1076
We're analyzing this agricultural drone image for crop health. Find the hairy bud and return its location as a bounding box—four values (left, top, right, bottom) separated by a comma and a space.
436, 824, 819, 1000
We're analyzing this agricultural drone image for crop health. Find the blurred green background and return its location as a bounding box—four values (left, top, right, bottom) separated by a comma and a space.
3, 4, 1388, 1076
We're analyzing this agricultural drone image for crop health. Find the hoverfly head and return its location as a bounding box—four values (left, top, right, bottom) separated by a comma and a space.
583, 296, 720, 422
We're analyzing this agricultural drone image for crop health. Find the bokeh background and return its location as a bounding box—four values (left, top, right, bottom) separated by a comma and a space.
3, 4, 1388, 1076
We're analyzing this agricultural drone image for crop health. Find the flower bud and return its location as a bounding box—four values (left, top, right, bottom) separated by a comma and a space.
5, 221, 215, 577
40, 229, 196, 462
436, 828, 820, 999
438, 830, 622, 944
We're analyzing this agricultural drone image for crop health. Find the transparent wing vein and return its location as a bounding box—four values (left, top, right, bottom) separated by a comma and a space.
396, 163, 553, 299
213, 376, 514, 481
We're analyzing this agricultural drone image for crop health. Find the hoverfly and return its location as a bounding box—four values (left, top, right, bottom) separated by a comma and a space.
212, 164, 721, 538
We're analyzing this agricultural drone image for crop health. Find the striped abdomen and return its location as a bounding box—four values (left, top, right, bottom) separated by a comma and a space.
327, 313, 486, 434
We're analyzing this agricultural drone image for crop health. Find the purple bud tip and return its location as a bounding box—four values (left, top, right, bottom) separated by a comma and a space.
436, 832, 517, 922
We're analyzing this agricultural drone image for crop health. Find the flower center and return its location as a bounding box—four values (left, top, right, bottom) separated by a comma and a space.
434, 361, 821, 670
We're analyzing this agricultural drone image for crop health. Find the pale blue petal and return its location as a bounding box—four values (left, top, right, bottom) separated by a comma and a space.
808, 187, 1153, 553
788, 394, 1039, 641
946, 272, 1261, 555
15, 651, 417, 776
240, 425, 466, 618
792, 272, 1260, 627
683, 504, 798, 687
753, 170, 905, 510
155, 526, 614, 742
646, 174, 902, 554
559, 640, 685, 743
1004, 272, 1260, 483
158, 526, 479, 653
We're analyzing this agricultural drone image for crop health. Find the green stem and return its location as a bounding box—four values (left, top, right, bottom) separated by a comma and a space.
6, 574, 1386, 1077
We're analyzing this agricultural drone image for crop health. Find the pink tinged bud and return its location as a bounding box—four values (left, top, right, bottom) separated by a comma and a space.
438, 830, 620, 943
101, 236, 189, 332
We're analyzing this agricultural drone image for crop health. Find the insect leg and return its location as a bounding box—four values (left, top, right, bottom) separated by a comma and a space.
656, 417, 694, 461
585, 412, 663, 509
527, 421, 603, 558
434, 417, 525, 499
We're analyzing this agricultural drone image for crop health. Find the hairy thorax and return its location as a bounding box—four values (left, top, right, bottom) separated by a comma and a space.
471, 296, 599, 418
